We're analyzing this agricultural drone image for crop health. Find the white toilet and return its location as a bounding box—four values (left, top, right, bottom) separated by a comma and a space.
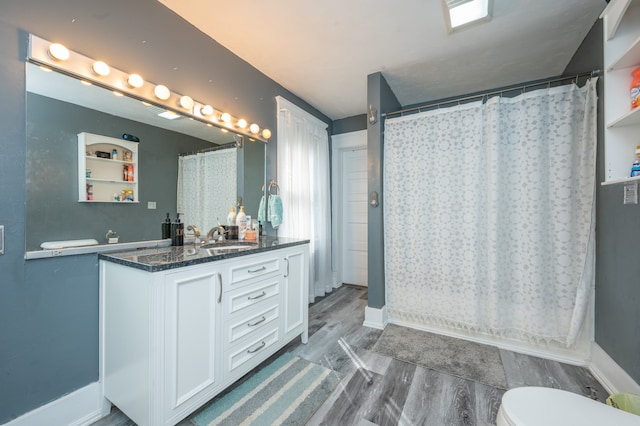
497, 387, 640, 426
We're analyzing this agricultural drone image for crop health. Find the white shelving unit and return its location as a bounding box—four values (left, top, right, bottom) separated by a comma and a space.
78, 132, 139, 202
601, 0, 640, 185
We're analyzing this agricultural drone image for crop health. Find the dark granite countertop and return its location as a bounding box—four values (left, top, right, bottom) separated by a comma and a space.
98, 236, 309, 272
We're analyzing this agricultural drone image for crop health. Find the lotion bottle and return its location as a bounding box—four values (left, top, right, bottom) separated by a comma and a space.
227, 206, 237, 226
236, 206, 247, 240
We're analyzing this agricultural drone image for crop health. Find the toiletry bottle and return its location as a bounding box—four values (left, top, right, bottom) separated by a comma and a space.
162, 213, 171, 239
631, 67, 640, 109
227, 206, 236, 226
236, 206, 247, 240
171, 213, 184, 246
631, 146, 640, 177
112, 148, 118, 160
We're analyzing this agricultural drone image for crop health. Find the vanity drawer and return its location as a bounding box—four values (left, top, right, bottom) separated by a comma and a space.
225, 277, 279, 316
223, 324, 279, 378
224, 302, 279, 346
227, 253, 280, 288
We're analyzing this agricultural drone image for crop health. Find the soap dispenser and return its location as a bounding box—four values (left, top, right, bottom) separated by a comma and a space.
171, 213, 184, 246
162, 213, 171, 239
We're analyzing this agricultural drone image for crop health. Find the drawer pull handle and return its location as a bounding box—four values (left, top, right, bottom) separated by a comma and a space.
284, 258, 290, 278
217, 272, 222, 304
248, 316, 266, 327
248, 266, 267, 273
248, 291, 266, 300
247, 341, 266, 353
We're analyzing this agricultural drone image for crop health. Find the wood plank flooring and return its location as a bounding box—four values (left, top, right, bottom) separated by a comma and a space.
92, 285, 608, 426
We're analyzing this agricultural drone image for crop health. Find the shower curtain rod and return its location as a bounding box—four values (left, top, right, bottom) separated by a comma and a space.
383, 70, 600, 118
179, 141, 237, 157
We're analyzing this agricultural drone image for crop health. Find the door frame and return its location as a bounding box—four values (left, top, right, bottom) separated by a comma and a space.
331, 130, 367, 287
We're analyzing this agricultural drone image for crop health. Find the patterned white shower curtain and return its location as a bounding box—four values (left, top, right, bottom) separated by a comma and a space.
177, 147, 237, 235
383, 80, 597, 346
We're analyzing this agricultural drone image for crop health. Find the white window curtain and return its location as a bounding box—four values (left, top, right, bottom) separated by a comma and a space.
177, 147, 237, 234
276, 96, 334, 303
383, 80, 598, 347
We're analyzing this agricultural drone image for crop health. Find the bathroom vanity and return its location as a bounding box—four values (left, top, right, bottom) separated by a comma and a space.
98, 237, 309, 426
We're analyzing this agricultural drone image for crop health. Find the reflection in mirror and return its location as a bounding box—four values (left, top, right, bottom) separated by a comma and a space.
25, 63, 265, 251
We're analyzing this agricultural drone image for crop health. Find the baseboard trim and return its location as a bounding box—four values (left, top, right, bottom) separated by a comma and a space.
363, 305, 388, 330
4, 382, 109, 426
589, 343, 640, 395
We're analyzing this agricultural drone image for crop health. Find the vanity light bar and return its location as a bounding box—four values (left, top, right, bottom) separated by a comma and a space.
27, 34, 271, 142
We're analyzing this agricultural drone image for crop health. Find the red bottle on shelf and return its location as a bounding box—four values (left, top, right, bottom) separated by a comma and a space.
631, 67, 640, 109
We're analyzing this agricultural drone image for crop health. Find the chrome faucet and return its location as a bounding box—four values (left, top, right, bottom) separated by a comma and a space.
206, 225, 226, 243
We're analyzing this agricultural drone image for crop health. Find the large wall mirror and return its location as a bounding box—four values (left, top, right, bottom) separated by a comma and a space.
25, 62, 266, 251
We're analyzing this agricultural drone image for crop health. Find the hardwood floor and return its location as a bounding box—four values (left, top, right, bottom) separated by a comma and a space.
93, 285, 608, 426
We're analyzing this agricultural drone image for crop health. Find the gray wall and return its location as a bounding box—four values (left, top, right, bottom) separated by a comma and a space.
26, 93, 213, 250
0, 0, 329, 422
367, 73, 400, 309
332, 114, 367, 135
563, 19, 640, 383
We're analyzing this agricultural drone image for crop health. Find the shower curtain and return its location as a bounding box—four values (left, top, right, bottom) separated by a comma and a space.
383, 80, 597, 346
177, 147, 237, 235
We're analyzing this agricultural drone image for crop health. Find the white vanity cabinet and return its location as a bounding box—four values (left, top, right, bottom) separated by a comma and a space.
100, 242, 309, 426
282, 247, 309, 343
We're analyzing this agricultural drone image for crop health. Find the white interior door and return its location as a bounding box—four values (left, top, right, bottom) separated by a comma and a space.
341, 148, 368, 286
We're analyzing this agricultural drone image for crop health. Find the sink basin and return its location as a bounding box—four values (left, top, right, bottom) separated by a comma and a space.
201, 241, 257, 249
202, 241, 257, 256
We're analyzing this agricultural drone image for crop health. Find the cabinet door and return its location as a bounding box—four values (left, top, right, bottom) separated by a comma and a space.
283, 246, 309, 343
164, 266, 223, 418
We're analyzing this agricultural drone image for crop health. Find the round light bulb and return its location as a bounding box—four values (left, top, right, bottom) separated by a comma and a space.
237, 119, 247, 129
200, 105, 214, 116
249, 123, 260, 134
154, 84, 171, 100
127, 73, 144, 88
48, 43, 70, 61
221, 112, 231, 124
179, 95, 194, 109
262, 129, 272, 140
92, 61, 110, 77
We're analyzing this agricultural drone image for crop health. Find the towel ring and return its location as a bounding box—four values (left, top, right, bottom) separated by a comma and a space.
268, 180, 280, 195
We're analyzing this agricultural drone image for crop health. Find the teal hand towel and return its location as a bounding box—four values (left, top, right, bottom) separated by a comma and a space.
258, 195, 266, 222
269, 195, 283, 229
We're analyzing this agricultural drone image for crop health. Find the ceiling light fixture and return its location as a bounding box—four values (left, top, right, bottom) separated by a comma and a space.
47, 43, 70, 61
158, 110, 181, 120
92, 61, 110, 77
443, 0, 492, 32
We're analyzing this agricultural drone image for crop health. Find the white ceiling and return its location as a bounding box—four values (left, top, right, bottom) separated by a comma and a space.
158, 0, 606, 120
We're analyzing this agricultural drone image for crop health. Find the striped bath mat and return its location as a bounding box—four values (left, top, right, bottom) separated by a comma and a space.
192, 353, 339, 425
